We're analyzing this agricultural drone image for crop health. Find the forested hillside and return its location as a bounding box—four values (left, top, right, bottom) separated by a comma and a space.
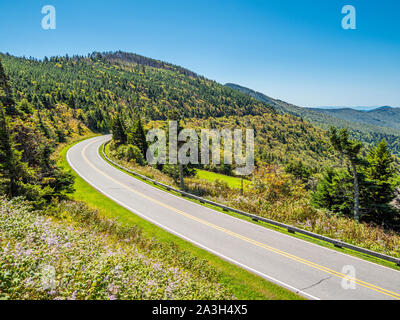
226, 83, 400, 155
1, 52, 273, 134
0, 51, 348, 171
180, 114, 336, 170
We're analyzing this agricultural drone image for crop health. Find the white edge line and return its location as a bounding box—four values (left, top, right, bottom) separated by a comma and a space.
67, 139, 320, 301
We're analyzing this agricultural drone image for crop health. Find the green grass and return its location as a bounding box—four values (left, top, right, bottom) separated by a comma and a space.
58, 137, 303, 300
102, 142, 400, 272
196, 169, 249, 189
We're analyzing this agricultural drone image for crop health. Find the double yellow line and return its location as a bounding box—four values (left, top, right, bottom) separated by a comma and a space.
80, 139, 400, 300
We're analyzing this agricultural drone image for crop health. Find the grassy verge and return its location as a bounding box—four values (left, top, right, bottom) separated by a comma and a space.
196, 169, 249, 190
102, 142, 400, 272
58, 137, 303, 300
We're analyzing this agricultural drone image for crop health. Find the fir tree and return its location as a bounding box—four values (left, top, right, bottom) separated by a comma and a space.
329, 127, 363, 221
127, 114, 148, 158
364, 139, 398, 226
311, 168, 353, 216
0, 105, 32, 197
0, 59, 15, 115
111, 114, 127, 145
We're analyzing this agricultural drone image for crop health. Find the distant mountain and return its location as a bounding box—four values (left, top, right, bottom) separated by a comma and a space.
311, 106, 400, 131
315, 106, 384, 111
226, 83, 400, 155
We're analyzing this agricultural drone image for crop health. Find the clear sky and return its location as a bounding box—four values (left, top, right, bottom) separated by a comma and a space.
0, 0, 399, 107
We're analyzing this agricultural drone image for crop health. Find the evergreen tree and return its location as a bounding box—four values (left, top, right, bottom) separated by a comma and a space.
111, 114, 127, 145
363, 139, 398, 226
285, 160, 312, 184
127, 114, 148, 158
0, 59, 16, 115
38, 112, 52, 139
329, 127, 363, 221
0, 60, 31, 196
0, 105, 32, 197
311, 168, 354, 216
0, 58, 73, 203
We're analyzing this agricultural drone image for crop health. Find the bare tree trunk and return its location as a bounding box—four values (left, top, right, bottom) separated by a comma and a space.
179, 164, 185, 190
351, 162, 360, 222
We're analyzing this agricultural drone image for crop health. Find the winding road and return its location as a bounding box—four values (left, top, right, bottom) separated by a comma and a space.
67, 135, 400, 300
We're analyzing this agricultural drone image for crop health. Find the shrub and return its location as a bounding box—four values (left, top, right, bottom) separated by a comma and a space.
126, 144, 145, 165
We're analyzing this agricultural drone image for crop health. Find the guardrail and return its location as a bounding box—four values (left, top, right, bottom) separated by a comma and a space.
102, 142, 400, 267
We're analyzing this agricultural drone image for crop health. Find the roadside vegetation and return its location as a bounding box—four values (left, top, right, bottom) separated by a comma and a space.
107, 144, 400, 258
0, 197, 234, 300
108, 117, 400, 259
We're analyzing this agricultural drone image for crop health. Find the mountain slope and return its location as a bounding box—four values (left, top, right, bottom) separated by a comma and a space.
0, 52, 343, 168
1, 52, 273, 134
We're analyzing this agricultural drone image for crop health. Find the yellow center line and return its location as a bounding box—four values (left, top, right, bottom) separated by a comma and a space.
79, 139, 400, 300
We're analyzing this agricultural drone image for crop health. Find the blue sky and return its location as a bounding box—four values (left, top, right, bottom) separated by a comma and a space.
0, 0, 399, 107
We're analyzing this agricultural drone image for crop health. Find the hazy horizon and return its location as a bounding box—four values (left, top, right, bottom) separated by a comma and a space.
310, 106, 400, 111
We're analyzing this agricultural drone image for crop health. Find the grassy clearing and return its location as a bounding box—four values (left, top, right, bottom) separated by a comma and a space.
196, 169, 249, 190
58, 138, 303, 300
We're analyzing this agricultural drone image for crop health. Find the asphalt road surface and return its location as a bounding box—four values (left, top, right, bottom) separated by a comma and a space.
67, 135, 400, 300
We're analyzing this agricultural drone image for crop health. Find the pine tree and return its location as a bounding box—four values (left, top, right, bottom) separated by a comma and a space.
0, 59, 17, 115
329, 127, 363, 221
364, 139, 398, 226
311, 168, 354, 216
0, 105, 32, 197
0, 58, 73, 202
127, 115, 147, 158
111, 114, 127, 145
0, 59, 30, 196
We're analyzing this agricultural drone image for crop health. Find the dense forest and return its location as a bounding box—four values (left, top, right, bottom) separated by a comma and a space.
1, 52, 273, 133
172, 114, 336, 171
